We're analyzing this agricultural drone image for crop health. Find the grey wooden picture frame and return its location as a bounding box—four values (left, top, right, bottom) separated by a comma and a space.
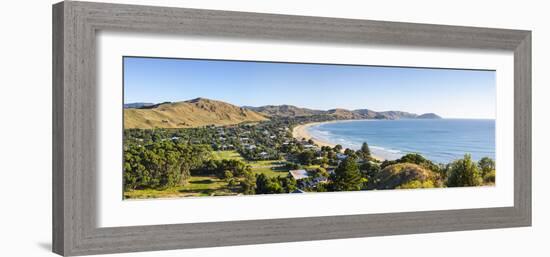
52, 1, 531, 256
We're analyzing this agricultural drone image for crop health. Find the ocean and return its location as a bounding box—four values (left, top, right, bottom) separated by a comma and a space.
307, 119, 495, 164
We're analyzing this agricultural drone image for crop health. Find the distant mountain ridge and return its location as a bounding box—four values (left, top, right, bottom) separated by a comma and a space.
124, 98, 441, 129
243, 105, 440, 120
245, 105, 324, 117
123, 102, 155, 109
416, 113, 442, 119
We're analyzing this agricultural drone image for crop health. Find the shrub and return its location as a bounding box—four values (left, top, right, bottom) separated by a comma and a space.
397, 180, 435, 189
240, 171, 256, 195
483, 169, 496, 184
446, 154, 483, 187
360, 161, 381, 181
370, 163, 439, 190
478, 157, 496, 177
380, 153, 440, 174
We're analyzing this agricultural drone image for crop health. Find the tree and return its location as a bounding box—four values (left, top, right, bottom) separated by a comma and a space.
483, 169, 496, 183
359, 142, 371, 159
123, 141, 214, 190
281, 175, 297, 192
327, 151, 336, 161
321, 146, 332, 152
446, 154, 483, 187
255, 173, 271, 194
255, 173, 284, 194
314, 167, 329, 177
315, 182, 328, 192
285, 162, 301, 170
223, 170, 233, 180
240, 171, 256, 195
478, 157, 495, 177
333, 144, 343, 152
298, 150, 315, 165
331, 156, 362, 191
344, 148, 358, 159
360, 161, 380, 181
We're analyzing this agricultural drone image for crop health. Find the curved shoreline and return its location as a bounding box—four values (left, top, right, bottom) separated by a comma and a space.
292, 120, 386, 161
292, 122, 338, 148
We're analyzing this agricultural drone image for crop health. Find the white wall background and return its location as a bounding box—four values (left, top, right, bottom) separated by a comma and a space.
0, 0, 548, 256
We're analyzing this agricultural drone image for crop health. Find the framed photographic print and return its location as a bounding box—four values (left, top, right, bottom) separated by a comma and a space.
52, 1, 531, 256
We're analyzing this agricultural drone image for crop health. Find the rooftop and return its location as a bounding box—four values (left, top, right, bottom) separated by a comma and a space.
289, 169, 309, 180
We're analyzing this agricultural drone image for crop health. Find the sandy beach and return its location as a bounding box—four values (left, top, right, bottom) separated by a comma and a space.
292, 121, 385, 161
292, 122, 338, 148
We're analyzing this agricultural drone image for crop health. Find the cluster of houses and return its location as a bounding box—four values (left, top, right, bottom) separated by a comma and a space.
212, 125, 290, 159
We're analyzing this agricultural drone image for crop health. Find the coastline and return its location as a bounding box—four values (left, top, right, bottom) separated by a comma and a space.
292, 122, 339, 149
292, 120, 385, 161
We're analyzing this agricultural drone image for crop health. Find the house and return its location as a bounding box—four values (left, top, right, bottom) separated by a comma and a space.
219, 144, 235, 151
302, 177, 328, 188
289, 169, 309, 180
336, 153, 347, 160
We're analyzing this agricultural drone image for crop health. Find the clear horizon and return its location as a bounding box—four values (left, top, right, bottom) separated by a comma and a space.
124, 57, 496, 119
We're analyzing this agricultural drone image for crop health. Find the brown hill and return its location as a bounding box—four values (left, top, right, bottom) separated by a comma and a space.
370, 163, 441, 190
326, 108, 364, 119
124, 98, 268, 129
245, 105, 324, 117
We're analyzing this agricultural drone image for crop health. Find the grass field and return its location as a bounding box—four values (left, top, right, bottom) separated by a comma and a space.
124, 175, 240, 199
211, 150, 244, 161
124, 151, 290, 199
213, 151, 289, 178
248, 159, 288, 178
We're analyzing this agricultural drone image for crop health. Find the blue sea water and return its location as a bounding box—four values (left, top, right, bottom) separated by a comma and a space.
307, 119, 495, 163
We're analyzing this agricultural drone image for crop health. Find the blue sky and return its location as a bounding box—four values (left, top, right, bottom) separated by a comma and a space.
124, 57, 496, 119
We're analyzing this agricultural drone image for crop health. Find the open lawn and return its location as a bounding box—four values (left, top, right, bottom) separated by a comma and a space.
211, 150, 244, 161
214, 151, 289, 178
124, 176, 241, 199
248, 159, 288, 178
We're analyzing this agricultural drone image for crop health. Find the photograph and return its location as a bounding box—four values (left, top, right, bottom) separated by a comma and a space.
122, 56, 496, 199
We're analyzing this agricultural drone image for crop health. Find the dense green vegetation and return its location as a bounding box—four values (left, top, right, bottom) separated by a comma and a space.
123, 118, 496, 199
